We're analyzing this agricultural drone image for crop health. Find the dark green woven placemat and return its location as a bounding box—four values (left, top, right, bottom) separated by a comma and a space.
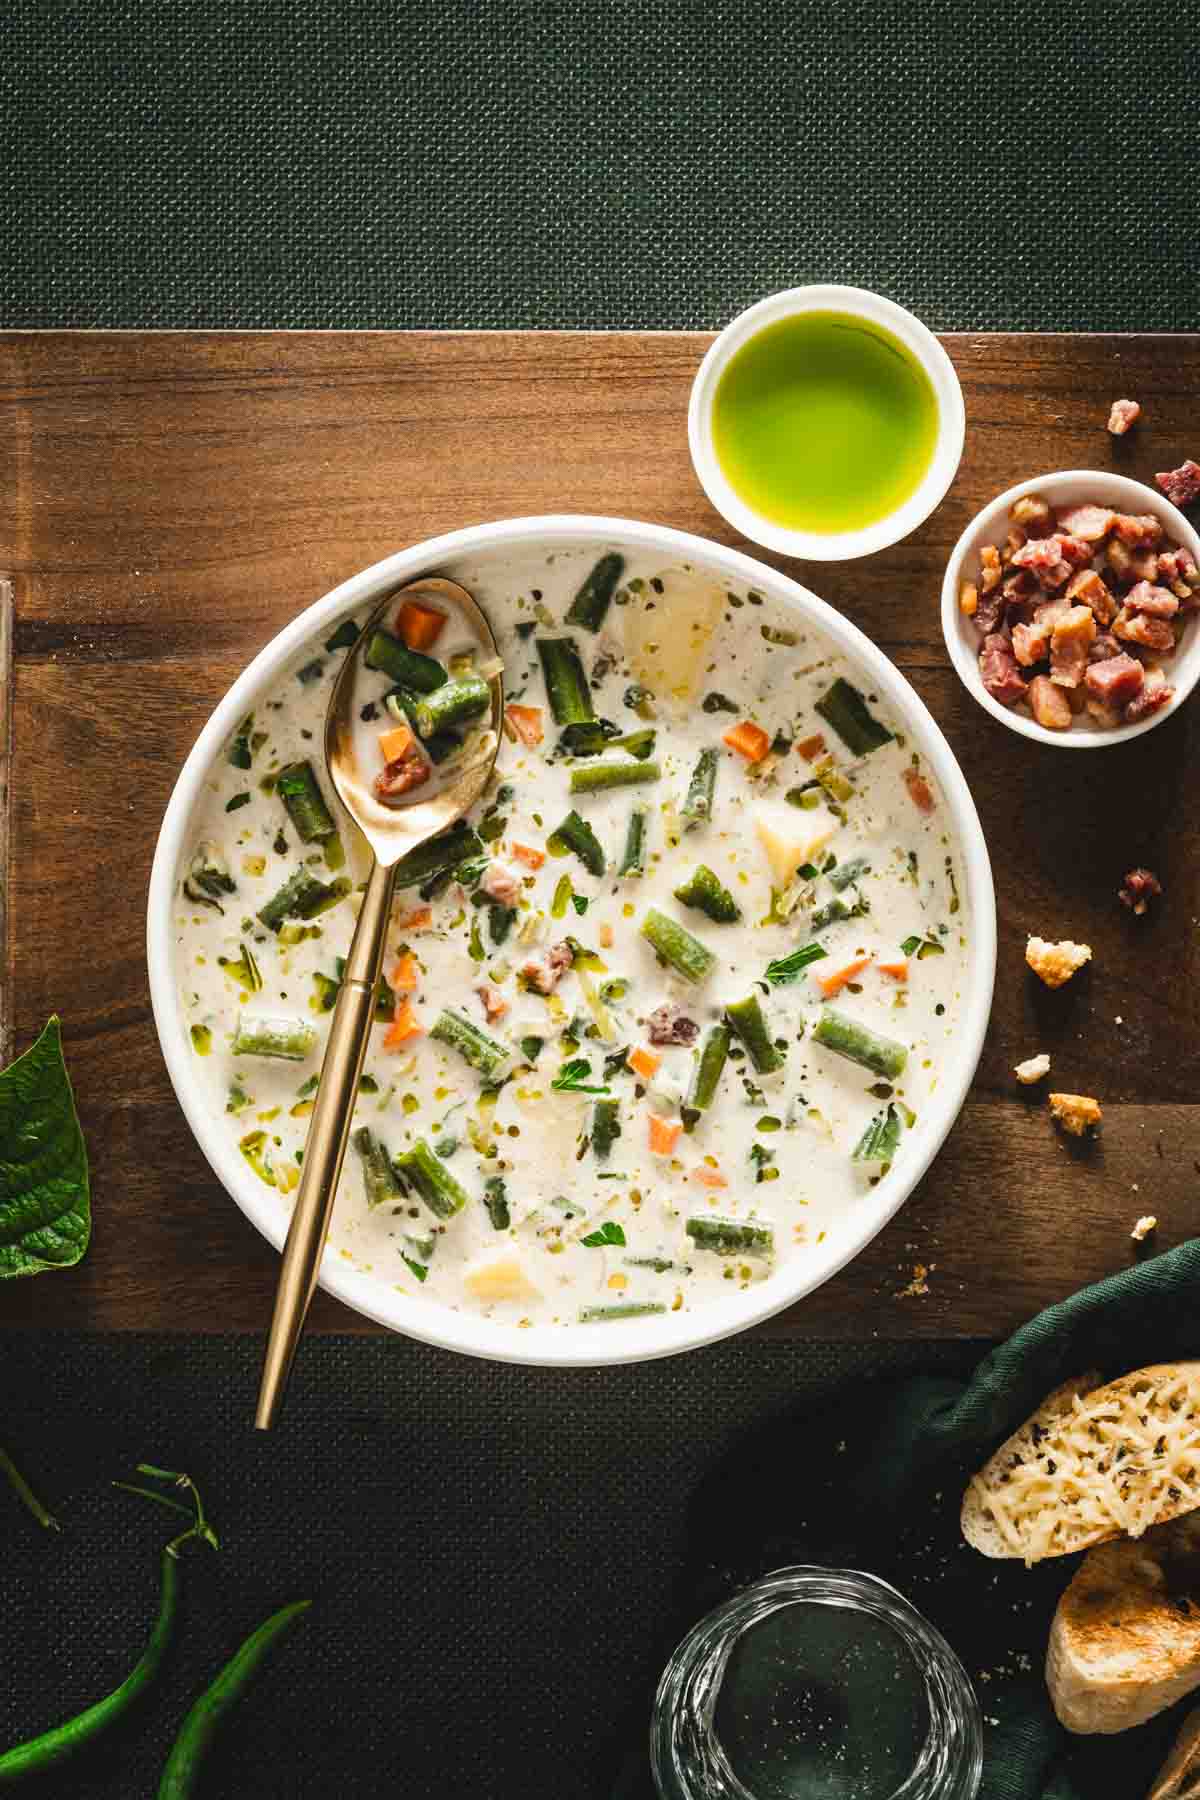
0, 1333, 983, 1799
2, 0, 1196, 333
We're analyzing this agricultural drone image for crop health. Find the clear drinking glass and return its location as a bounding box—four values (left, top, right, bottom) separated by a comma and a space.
650, 1565, 983, 1800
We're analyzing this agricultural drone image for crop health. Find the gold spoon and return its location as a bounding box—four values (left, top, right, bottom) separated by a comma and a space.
254, 577, 503, 1430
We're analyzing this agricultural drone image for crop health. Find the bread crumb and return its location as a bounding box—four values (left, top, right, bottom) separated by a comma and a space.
1026, 936, 1093, 988
896, 1261, 932, 1298
1014, 1052, 1050, 1084
1107, 397, 1141, 436
1048, 1092, 1103, 1136
1130, 1215, 1157, 1243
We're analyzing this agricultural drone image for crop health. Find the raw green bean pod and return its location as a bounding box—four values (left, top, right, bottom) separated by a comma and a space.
156, 1600, 311, 1800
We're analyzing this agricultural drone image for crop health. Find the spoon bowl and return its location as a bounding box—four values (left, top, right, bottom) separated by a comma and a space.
255, 575, 502, 1429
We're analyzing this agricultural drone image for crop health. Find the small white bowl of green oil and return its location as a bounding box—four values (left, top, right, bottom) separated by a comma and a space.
689, 286, 965, 561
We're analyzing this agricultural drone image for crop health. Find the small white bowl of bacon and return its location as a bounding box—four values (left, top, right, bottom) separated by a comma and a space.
942, 469, 1200, 745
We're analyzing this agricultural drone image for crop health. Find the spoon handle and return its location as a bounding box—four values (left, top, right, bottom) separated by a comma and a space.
255, 855, 398, 1430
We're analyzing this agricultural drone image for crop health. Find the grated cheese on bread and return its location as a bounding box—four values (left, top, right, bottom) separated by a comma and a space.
962, 1364, 1200, 1565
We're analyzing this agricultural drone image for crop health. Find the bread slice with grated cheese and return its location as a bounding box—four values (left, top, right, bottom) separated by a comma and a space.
962, 1364, 1200, 1564
1046, 1515, 1200, 1733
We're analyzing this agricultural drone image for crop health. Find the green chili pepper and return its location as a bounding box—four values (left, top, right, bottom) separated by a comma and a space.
156, 1600, 311, 1799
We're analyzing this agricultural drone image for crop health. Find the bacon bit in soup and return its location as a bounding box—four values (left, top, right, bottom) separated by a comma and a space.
1119, 867, 1162, 915
817, 955, 873, 998
963, 487, 1192, 730
521, 942, 572, 994
383, 997, 423, 1047
1107, 399, 1140, 435
1156, 461, 1200, 508
648, 1114, 683, 1155
646, 1002, 700, 1047
476, 983, 509, 1022
511, 842, 546, 869
796, 732, 827, 761
398, 906, 433, 931
902, 767, 935, 813
396, 599, 448, 650
375, 743, 430, 801
504, 703, 544, 746
722, 719, 772, 763
391, 952, 420, 993
480, 861, 521, 905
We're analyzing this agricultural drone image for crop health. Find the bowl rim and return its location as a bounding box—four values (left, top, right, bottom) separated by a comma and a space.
147, 513, 997, 1368
687, 283, 966, 562
941, 469, 1200, 748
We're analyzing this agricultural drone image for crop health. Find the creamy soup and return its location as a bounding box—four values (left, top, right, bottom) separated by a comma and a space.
173, 548, 970, 1330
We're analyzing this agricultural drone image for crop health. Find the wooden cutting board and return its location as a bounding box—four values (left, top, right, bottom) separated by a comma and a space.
1, 330, 1197, 1339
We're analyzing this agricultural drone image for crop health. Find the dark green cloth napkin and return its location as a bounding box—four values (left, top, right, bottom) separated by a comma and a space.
616, 1241, 1200, 1800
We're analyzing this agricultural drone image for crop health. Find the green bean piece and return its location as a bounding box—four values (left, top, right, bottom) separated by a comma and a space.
852, 1103, 902, 1164
578, 1301, 667, 1322
683, 1023, 731, 1131
0, 1482, 215, 1787
352, 1126, 403, 1208
592, 1097, 622, 1162
324, 618, 360, 653
537, 637, 595, 726
275, 760, 336, 843
430, 1007, 511, 1080
673, 864, 741, 924
256, 867, 343, 931
724, 994, 784, 1074
483, 1175, 511, 1231
413, 673, 490, 738
156, 1601, 311, 1800
547, 809, 606, 876
363, 628, 447, 694
681, 747, 719, 828
622, 1256, 682, 1274
619, 806, 647, 876
813, 1007, 908, 1080
230, 1017, 316, 1061
569, 759, 661, 795
814, 677, 894, 755
395, 1138, 470, 1220
183, 842, 236, 911
559, 722, 656, 760
393, 821, 484, 889
685, 1215, 775, 1256
640, 908, 716, 985
828, 854, 871, 892
564, 552, 625, 632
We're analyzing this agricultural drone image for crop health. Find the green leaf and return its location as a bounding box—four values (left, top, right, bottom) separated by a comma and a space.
550, 1058, 610, 1095
581, 1221, 626, 1248
0, 1017, 91, 1279
852, 1103, 902, 1165
764, 942, 827, 985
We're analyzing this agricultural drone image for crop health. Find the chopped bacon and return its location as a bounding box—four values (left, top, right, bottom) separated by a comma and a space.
479, 860, 522, 905
902, 767, 935, 813
1033, 595, 1072, 630
1049, 606, 1097, 687
1058, 504, 1115, 542
1113, 607, 1176, 654
475, 982, 508, 1022
1085, 653, 1145, 709
374, 744, 430, 802
520, 941, 573, 994
646, 1002, 700, 1047
1118, 867, 1162, 915
979, 544, 1002, 593
1056, 534, 1095, 568
1155, 461, 1200, 508
1089, 631, 1121, 663
1111, 512, 1164, 548
1123, 581, 1180, 619
974, 586, 1007, 635
1027, 674, 1072, 731
979, 633, 1028, 707
1010, 493, 1054, 536
1105, 536, 1135, 581
1011, 535, 1073, 588
1157, 548, 1198, 583
1064, 567, 1116, 625
1127, 548, 1160, 583
1002, 569, 1038, 606
1124, 670, 1175, 722
1011, 619, 1052, 667
1107, 399, 1140, 435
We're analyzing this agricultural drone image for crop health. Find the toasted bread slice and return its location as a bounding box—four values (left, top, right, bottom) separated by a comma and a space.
1149, 1703, 1200, 1799
962, 1364, 1200, 1564
1047, 1516, 1200, 1733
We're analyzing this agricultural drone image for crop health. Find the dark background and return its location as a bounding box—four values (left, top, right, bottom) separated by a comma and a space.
2, 1, 1195, 1795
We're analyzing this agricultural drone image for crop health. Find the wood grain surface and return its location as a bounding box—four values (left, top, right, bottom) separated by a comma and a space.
1, 330, 1197, 1340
